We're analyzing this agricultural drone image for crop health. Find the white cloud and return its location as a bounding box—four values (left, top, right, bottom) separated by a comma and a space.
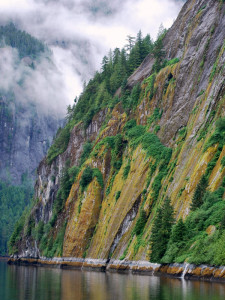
0, 46, 69, 115
0, 0, 184, 113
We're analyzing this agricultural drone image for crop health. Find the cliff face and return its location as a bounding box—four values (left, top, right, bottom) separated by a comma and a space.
0, 95, 62, 183
12, 0, 225, 263
0, 24, 63, 184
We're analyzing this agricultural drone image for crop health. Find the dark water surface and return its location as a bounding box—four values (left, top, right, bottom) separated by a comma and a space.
1, 261, 225, 300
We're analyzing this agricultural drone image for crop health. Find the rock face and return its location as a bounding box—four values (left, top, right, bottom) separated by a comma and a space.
13, 0, 225, 263
0, 94, 62, 184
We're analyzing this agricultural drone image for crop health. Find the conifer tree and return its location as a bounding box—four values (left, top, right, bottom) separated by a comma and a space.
170, 218, 186, 244
191, 175, 208, 210
150, 197, 174, 262
150, 207, 164, 262
125, 35, 135, 54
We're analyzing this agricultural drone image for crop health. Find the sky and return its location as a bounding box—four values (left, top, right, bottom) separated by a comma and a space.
0, 0, 185, 115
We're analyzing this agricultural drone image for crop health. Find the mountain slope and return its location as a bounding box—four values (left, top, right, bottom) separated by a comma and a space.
0, 24, 63, 255
0, 24, 63, 184
10, 0, 225, 265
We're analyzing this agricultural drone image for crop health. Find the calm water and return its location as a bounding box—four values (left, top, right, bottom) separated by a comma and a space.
1, 261, 225, 300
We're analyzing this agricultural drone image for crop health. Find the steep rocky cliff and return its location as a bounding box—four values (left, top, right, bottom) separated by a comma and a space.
0, 96, 62, 183
11, 0, 225, 265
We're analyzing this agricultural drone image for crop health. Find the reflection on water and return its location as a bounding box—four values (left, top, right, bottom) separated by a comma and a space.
1, 261, 225, 300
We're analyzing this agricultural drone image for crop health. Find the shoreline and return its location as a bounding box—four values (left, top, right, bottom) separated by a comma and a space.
7, 257, 225, 283
0, 256, 10, 261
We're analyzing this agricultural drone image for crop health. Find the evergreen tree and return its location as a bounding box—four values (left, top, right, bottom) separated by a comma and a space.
191, 175, 208, 210
170, 218, 186, 244
0, 179, 33, 255
101, 55, 109, 75
150, 207, 164, 262
142, 34, 153, 58
152, 25, 167, 73
112, 48, 120, 66
220, 211, 225, 230
161, 217, 186, 263
150, 197, 174, 262
152, 36, 165, 72
63, 30, 162, 138
125, 35, 135, 54
0, 23, 45, 58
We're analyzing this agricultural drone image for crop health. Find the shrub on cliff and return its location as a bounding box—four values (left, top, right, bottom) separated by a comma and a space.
47, 124, 70, 164
79, 141, 93, 166
80, 166, 93, 191
133, 209, 147, 236
204, 117, 225, 151
80, 166, 104, 192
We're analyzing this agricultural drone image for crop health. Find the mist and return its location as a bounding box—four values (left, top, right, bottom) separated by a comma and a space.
0, 0, 185, 115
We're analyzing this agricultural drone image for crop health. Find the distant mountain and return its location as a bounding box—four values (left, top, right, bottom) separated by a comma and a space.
0, 23, 45, 59
0, 24, 63, 255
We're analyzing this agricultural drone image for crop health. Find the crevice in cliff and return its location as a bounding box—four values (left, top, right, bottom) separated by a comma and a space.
108, 193, 142, 258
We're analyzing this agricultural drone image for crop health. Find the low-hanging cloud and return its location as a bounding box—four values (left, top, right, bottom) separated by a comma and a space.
0, 46, 70, 115
0, 0, 185, 115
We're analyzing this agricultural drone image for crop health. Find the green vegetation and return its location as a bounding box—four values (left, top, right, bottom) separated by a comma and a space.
147, 108, 162, 126
0, 23, 45, 58
197, 110, 216, 141
79, 141, 93, 166
80, 166, 94, 192
124, 121, 172, 205
119, 238, 133, 260
47, 124, 71, 164
80, 166, 104, 192
162, 187, 225, 265
8, 161, 73, 256
121, 83, 142, 111
144, 73, 156, 100
93, 168, 104, 188
66, 31, 154, 131
221, 156, 225, 167
166, 58, 180, 66
154, 125, 160, 134
178, 127, 187, 140
46, 27, 169, 166
125, 124, 172, 164
40, 221, 67, 258
0, 177, 33, 255
132, 209, 147, 236
191, 175, 208, 211
48, 161, 79, 228
123, 160, 131, 179
8, 206, 32, 255
204, 117, 225, 150
68, 166, 80, 183
94, 133, 125, 195
200, 39, 210, 69
152, 29, 167, 72
150, 198, 174, 262
115, 191, 121, 202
